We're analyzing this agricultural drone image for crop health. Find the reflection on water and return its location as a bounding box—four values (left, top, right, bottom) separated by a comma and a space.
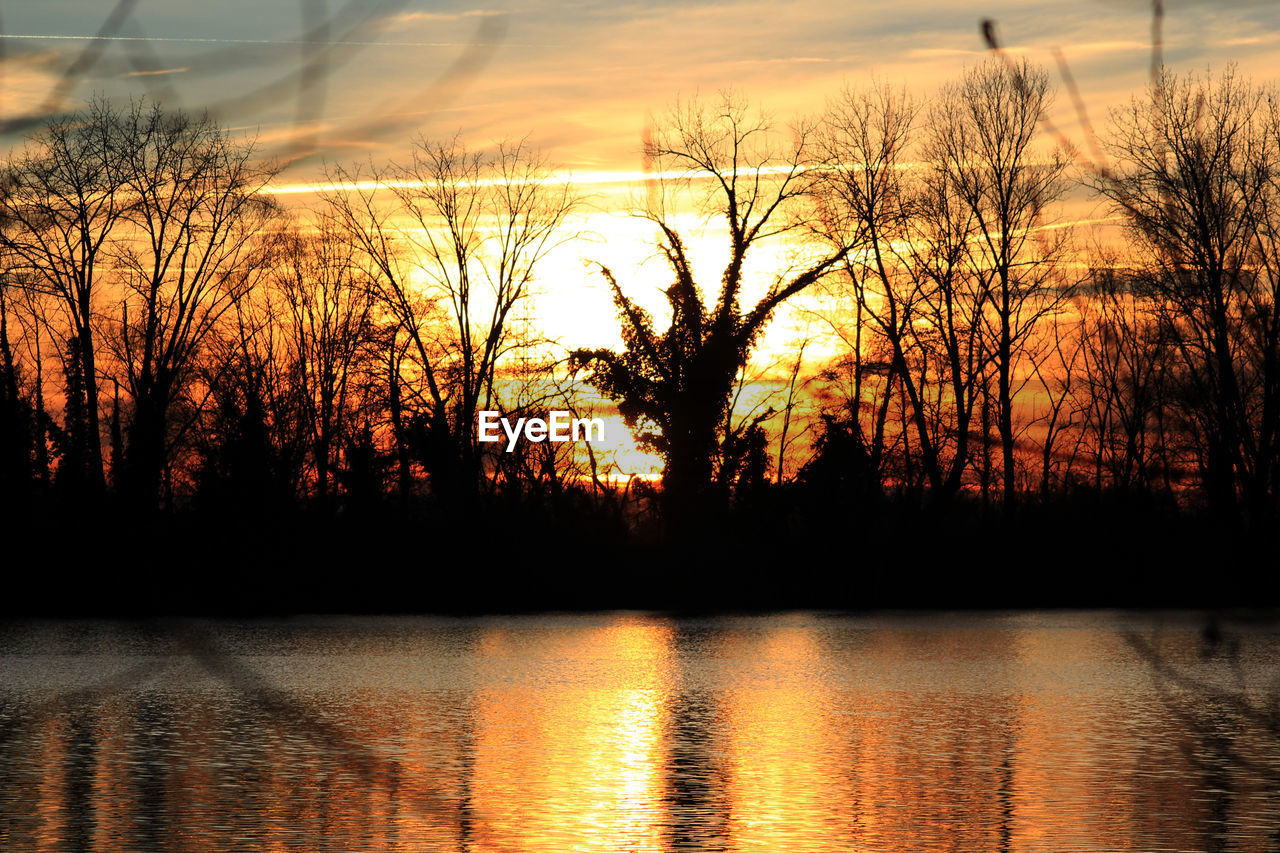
2, 612, 1279, 852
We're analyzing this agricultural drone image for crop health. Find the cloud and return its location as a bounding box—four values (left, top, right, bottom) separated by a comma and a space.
390, 9, 508, 24
7, 0, 1280, 181
1055, 40, 1149, 55
726, 57, 836, 67
907, 48, 982, 58
125, 66, 189, 77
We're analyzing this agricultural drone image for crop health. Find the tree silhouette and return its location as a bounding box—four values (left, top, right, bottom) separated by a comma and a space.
1092, 66, 1280, 521
0, 263, 38, 508
0, 97, 132, 495
809, 81, 997, 504
321, 136, 576, 497
573, 91, 854, 531
930, 57, 1069, 512
108, 101, 281, 506
274, 221, 376, 505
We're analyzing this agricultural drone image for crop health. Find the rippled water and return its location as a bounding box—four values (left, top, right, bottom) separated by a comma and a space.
2, 612, 1279, 852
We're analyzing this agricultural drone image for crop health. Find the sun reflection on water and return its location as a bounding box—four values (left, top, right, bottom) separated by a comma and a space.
2, 614, 1279, 852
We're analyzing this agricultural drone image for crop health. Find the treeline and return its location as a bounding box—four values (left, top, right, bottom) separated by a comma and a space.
1, 60, 1279, 608
793, 60, 1280, 530
0, 101, 588, 518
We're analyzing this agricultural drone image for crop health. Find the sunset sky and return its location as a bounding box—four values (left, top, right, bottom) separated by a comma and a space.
3, 1, 1276, 251
3, 0, 1279, 475
4, 0, 1278, 169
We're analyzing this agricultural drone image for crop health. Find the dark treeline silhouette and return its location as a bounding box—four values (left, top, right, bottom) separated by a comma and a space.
2, 61, 1279, 614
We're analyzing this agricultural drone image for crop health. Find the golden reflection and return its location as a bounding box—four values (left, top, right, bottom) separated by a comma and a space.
91, 703, 129, 853
32, 715, 67, 853
721, 620, 859, 850
845, 625, 1025, 851
470, 618, 674, 852
6, 618, 1280, 851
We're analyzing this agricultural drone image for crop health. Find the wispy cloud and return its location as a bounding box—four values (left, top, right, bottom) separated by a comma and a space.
125, 66, 188, 77
3, 0, 1279, 180
1057, 40, 1152, 55
391, 9, 508, 24
907, 48, 982, 58
726, 56, 835, 67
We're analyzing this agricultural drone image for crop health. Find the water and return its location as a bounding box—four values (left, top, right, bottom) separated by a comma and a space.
2, 612, 1278, 852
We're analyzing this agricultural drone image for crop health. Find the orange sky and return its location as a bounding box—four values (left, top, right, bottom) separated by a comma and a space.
4, 1, 1279, 473
4, 1, 1276, 309
4, 2, 1278, 177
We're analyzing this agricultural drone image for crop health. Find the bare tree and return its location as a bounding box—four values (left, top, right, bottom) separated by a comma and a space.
108, 101, 281, 505
321, 135, 576, 495
193, 281, 316, 508
931, 57, 1070, 511
810, 81, 1003, 504
1092, 66, 1280, 519
393, 136, 576, 488
273, 219, 377, 503
775, 334, 816, 485
1028, 305, 1084, 496
0, 98, 131, 494
316, 159, 447, 486
808, 83, 925, 498
1067, 261, 1169, 496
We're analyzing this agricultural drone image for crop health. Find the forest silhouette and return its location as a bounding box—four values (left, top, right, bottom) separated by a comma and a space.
2, 59, 1279, 614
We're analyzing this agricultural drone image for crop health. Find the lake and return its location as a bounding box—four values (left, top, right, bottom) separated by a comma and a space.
2, 612, 1278, 851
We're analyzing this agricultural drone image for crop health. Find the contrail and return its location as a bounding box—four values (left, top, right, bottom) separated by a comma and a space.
0, 33, 511, 48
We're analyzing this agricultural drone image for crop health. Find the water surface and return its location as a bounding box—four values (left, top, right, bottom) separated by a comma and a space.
2, 612, 1278, 852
